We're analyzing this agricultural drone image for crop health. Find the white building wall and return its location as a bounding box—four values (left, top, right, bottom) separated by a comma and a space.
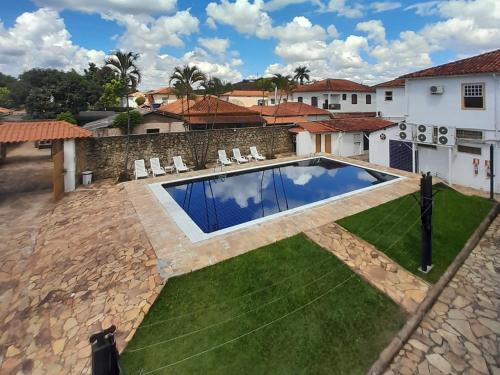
331, 132, 363, 156
296, 131, 313, 156
375, 87, 406, 120
369, 126, 400, 166
291, 91, 376, 113
63, 139, 76, 192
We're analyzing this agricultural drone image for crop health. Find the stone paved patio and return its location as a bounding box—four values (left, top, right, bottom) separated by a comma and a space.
305, 223, 429, 313
385, 216, 500, 375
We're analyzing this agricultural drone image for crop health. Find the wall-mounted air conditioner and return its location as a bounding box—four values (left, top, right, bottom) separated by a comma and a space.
416, 124, 433, 143
398, 122, 412, 141
436, 126, 455, 146
430, 85, 444, 94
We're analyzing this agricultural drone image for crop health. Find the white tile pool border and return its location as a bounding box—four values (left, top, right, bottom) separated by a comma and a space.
148, 156, 405, 243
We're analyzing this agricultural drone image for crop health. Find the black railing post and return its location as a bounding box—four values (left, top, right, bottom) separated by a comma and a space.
89, 326, 121, 375
419, 172, 433, 273
490, 144, 495, 200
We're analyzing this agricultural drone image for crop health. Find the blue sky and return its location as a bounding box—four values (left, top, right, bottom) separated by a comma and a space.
0, 0, 498, 89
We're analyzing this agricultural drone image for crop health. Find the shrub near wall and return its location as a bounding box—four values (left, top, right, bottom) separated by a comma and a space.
76, 126, 294, 180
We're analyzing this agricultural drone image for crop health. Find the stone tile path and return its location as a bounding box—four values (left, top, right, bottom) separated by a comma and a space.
0, 181, 162, 374
386, 216, 500, 375
305, 223, 429, 314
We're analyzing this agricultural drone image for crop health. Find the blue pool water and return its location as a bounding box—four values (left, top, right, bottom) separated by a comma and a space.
162, 158, 398, 234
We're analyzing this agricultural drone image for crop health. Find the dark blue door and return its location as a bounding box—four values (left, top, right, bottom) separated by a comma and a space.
389, 140, 413, 172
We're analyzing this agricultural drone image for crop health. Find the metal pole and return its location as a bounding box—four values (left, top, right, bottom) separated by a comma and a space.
490, 144, 495, 200
419, 172, 433, 273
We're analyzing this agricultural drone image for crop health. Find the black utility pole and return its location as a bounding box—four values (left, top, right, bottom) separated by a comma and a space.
419, 172, 433, 273
490, 144, 495, 200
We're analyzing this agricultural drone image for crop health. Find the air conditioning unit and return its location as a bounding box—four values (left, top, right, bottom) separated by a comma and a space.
436, 126, 455, 146
398, 122, 412, 141
416, 124, 433, 143
430, 85, 444, 94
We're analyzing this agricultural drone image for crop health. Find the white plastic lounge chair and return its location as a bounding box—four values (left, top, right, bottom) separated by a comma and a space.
134, 159, 149, 179
149, 157, 166, 177
173, 156, 189, 173
217, 150, 233, 166
250, 146, 266, 161
232, 148, 249, 164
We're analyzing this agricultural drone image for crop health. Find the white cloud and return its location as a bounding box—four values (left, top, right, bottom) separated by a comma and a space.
404, 1, 442, 16
198, 37, 230, 56
32, 0, 177, 15
274, 16, 327, 42
356, 20, 386, 43
206, 0, 273, 38
262, 0, 309, 11
370, 1, 401, 12
326, 0, 364, 18
0, 8, 104, 76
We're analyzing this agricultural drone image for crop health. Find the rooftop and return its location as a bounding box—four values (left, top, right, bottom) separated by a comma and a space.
222, 90, 268, 97
0, 120, 91, 143
294, 79, 375, 93
373, 78, 405, 89
146, 87, 176, 96
250, 102, 332, 117
290, 117, 395, 134
400, 49, 500, 79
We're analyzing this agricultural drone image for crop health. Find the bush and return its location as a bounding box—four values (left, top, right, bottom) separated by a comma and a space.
56, 111, 77, 124
112, 110, 142, 131
135, 96, 146, 106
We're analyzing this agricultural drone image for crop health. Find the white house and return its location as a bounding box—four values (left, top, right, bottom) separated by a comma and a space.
373, 78, 406, 121
369, 49, 500, 193
291, 79, 376, 115
220, 90, 273, 107
146, 87, 177, 108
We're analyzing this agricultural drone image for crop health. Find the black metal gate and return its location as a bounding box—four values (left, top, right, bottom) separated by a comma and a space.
389, 140, 413, 172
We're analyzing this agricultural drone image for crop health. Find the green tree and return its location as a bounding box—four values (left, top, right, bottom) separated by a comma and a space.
98, 79, 122, 109
25, 88, 59, 118
105, 51, 142, 181
0, 87, 13, 108
293, 66, 311, 85
255, 77, 273, 120
112, 110, 142, 131
135, 95, 146, 106
56, 111, 77, 124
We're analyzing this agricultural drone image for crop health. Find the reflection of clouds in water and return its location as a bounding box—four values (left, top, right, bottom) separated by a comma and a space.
282, 166, 338, 186
209, 172, 272, 208
356, 171, 377, 183
172, 184, 188, 191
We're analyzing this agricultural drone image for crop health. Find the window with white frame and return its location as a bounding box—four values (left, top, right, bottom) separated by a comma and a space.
385, 91, 393, 101
462, 83, 484, 109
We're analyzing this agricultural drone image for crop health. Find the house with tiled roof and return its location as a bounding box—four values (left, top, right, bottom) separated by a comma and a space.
369, 49, 500, 193
146, 87, 178, 108
291, 78, 376, 114
250, 102, 333, 124
373, 78, 406, 121
221, 90, 271, 107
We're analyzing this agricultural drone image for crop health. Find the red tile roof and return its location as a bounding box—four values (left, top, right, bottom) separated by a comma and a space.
156, 97, 199, 115
188, 96, 260, 115
0, 107, 13, 114
401, 49, 500, 79
250, 102, 332, 117
147, 87, 176, 95
293, 79, 375, 93
0, 120, 91, 143
373, 78, 405, 88
332, 112, 377, 118
186, 115, 264, 125
263, 116, 307, 125
290, 117, 395, 134
222, 90, 268, 97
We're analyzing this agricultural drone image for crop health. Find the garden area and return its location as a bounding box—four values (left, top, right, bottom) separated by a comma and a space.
121, 235, 406, 374
338, 184, 493, 283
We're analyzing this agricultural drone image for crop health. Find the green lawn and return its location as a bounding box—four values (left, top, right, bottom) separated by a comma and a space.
337, 184, 492, 283
121, 234, 406, 374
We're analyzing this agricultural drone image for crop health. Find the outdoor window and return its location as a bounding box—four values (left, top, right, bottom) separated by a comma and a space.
351, 94, 357, 104
462, 83, 484, 109
385, 91, 393, 101
457, 145, 481, 155
366, 94, 372, 104
456, 129, 483, 140
146, 128, 160, 134
311, 96, 318, 107
297, 96, 303, 103
342, 94, 347, 100
270, 98, 276, 105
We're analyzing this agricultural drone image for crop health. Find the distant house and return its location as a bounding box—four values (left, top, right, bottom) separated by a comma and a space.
157, 96, 266, 129
146, 87, 177, 108
373, 78, 406, 121
250, 102, 333, 125
291, 79, 376, 114
220, 90, 273, 107
291, 117, 395, 157
0, 107, 13, 115
369, 49, 500, 193
121, 92, 146, 109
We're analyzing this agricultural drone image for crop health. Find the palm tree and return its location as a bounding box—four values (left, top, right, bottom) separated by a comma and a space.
255, 77, 273, 121
293, 66, 310, 85
105, 51, 141, 181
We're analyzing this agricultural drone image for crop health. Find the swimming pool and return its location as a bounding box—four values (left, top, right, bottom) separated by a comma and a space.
150, 157, 400, 242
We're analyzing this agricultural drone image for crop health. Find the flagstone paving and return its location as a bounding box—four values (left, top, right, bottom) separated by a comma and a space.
385, 216, 500, 375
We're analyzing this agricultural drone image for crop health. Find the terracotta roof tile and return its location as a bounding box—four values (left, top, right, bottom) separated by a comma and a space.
400, 49, 500, 79
263, 116, 307, 124
0, 120, 92, 143
0, 107, 13, 114
189, 96, 260, 115
249, 102, 332, 117
222, 90, 268, 97
290, 117, 396, 134
332, 112, 377, 118
294, 79, 374, 93
185, 115, 264, 125
372, 78, 405, 88
147, 87, 176, 95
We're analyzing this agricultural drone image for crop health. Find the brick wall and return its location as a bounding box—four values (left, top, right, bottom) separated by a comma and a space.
76, 126, 294, 180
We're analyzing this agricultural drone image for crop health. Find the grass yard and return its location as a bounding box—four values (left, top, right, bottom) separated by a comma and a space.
338, 184, 492, 283
121, 234, 406, 375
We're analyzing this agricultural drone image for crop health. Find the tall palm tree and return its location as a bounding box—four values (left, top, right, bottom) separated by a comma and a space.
293, 66, 310, 85
255, 77, 273, 121
105, 51, 141, 181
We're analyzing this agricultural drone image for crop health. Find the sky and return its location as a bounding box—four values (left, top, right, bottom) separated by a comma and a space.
0, 0, 499, 90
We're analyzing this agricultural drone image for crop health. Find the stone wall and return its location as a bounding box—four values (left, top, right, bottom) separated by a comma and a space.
76, 126, 294, 180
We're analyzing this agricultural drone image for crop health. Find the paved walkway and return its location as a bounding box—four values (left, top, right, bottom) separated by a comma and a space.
305, 223, 429, 314
386, 216, 500, 375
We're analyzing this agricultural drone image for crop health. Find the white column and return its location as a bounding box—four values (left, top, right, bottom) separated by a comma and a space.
448, 146, 453, 186
63, 139, 76, 192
